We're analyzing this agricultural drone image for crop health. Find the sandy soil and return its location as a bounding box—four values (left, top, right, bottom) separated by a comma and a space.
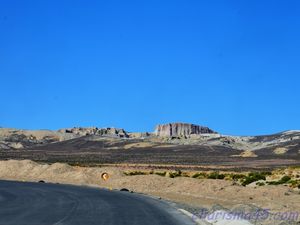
0, 160, 299, 225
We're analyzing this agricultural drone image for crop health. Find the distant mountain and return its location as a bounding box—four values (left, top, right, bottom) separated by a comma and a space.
1, 124, 300, 152
0, 124, 299, 169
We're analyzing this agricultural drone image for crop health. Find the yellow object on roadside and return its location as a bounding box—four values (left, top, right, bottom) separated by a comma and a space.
101, 172, 109, 181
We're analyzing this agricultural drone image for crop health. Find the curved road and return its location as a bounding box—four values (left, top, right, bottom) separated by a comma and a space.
0, 180, 195, 225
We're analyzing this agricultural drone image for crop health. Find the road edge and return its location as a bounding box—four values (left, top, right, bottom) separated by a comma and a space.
178, 209, 211, 225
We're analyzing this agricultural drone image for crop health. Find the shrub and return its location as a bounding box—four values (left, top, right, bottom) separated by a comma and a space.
230, 174, 247, 181
248, 172, 267, 179
241, 172, 266, 186
288, 180, 299, 188
260, 171, 272, 176
181, 172, 190, 177
124, 171, 147, 176
267, 176, 292, 185
155, 171, 166, 177
280, 176, 291, 183
169, 170, 182, 178
207, 172, 225, 180
192, 173, 207, 179
267, 181, 280, 185
256, 182, 265, 186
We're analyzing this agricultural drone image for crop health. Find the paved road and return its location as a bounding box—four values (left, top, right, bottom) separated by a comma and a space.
0, 180, 195, 225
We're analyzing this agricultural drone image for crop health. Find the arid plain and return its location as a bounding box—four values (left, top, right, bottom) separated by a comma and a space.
0, 123, 300, 224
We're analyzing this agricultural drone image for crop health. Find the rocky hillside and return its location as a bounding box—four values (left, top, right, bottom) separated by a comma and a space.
0, 124, 299, 161
58, 127, 128, 138
0, 124, 299, 168
155, 123, 216, 137
0, 127, 129, 150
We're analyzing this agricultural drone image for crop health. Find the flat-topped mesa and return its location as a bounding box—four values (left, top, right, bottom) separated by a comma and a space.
155, 123, 216, 138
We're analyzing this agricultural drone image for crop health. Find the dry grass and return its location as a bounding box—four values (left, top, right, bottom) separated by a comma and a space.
123, 142, 156, 149
273, 147, 288, 155
232, 150, 258, 158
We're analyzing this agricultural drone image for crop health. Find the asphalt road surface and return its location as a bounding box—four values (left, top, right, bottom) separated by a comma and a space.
0, 180, 196, 225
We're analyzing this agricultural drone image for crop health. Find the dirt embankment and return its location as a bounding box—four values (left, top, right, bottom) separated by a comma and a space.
0, 160, 299, 225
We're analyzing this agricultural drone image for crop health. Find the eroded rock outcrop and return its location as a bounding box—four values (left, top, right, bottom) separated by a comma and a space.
58, 127, 129, 138
154, 123, 216, 138
0, 128, 75, 150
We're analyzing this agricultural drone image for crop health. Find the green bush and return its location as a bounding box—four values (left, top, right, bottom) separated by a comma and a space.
256, 182, 265, 186
248, 172, 267, 179
169, 170, 182, 178
124, 171, 147, 176
288, 180, 299, 188
260, 171, 272, 176
207, 172, 225, 180
267, 181, 280, 185
267, 176, 292, 185
192, 173, 207, 179
280, 176, 291, 183
155, 171, 166, 177
241, 172, 266, 186
230, 174, 247, 181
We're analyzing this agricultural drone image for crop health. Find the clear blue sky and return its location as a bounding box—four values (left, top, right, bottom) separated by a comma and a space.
0, 0, 299, 135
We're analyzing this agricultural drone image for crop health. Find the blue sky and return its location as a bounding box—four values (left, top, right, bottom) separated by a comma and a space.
0, 0, 299, 135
